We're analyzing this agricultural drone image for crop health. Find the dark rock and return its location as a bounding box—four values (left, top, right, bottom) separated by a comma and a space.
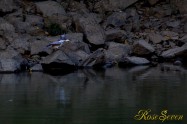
148, 32, 164, 44
105, 42, 131, 62
0, 49, 23, 72
31, 64, 43, 72
184, 22, 187, 33
180, 34, 187, 43
0, 59, 20, 72
25, 15, 44, 27
35, 1, 66, 17
105, 29, 125, 42
64, 33, 90, 54
161, 31, 179, 40
119, 56, 150, 66
161, 44, 187, 58
80, 48, 105, 67
0, 18, 15, 33
94, 0, 138, 12
0, 38, 7, 50
0, 18, 17, 41
148, 0, 159, 5
10, 34, 31, 54
73, 14, 105, 45
40, 33, 93, 69
152, 5, 172, 17
65, 1, 89, 13
166, 20, 180, 28
0, 0, 17, 14
132, 40, 155, 55
170, 0, 187, 14
41, 50, 75, 67
61, 48, 89, 66
44, 14, 71, 33
29, 36, 52, 55
66, 33, 83, 42
105, 12, 127, 28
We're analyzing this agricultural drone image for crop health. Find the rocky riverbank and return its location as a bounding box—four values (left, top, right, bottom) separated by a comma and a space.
0, 0, 186, 73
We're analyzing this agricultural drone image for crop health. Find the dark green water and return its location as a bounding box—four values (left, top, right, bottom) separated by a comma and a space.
0, 64, 186, 124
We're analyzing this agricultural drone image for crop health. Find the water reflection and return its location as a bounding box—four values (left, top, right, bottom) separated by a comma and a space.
0, 65, 186, 124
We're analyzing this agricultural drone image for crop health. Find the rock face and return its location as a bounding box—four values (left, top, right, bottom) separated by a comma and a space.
119, 56, 150, 66
29, 37, 52, 55
161, 44, 187, 59
133, 40, 155, 55
0, 49, 23, 72
35, 1, 66, 17
73, 14, 106, 45
105, 29, 125, 42
80, 49, 105, 67
95, 0, 138, 12
105, 42, 131, 62
0, 59, 20, 72
0, 0, 17, 14
0, 0, 186, 73
0, 18, 17, 41
170, 0, 187, 14
105, 12, 127, 27
11, 34, 31, 54
184, 22, 187, 33
148, 33, 163, 44
31, 64, 43, 72
148, 0, 159, 5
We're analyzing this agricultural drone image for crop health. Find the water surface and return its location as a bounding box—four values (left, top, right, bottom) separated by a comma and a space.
0, 64, 186, 124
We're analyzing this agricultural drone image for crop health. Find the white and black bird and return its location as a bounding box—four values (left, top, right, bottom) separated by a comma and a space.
46, 34, 70, 49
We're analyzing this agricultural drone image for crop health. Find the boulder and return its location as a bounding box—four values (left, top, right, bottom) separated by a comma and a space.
25, 15, 44, 27
0, 0, 17, 14
35, 1, 66, 17
73, 14, 106, 45
105, 29, 125, 42
184, 22, 187, 33
119, 56, 150, 66
66, 33, 83, 42
0, 38, 7, 50
161, 44, 187, 59
0, 59, 20, 72
132, 40, 155, 55
0, 18, 18, 42
161, 31, 179, 40
64, 33, 90, 54
41, 50, 75, 65
94, 0, 138, 12
40, 33, 92, 69
180, 34, 187, 43
105, 12, 127, 28
41, 50, 76, 73
0, 49, 23, 72
170, 0, 187, 14
147, 0, 159, 5
31, 64, 43, 72
0, 18, 15, 33
148, 33, 164, 44
80, 48, 105, 67
29, 36, 52, 55
166, 20, 180, 28
105, 42, 131, 62
44, 14, 71, 31
11, 34, 31, 54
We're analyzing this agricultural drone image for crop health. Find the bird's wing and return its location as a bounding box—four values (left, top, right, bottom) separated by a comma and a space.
49, 41, 62, 45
